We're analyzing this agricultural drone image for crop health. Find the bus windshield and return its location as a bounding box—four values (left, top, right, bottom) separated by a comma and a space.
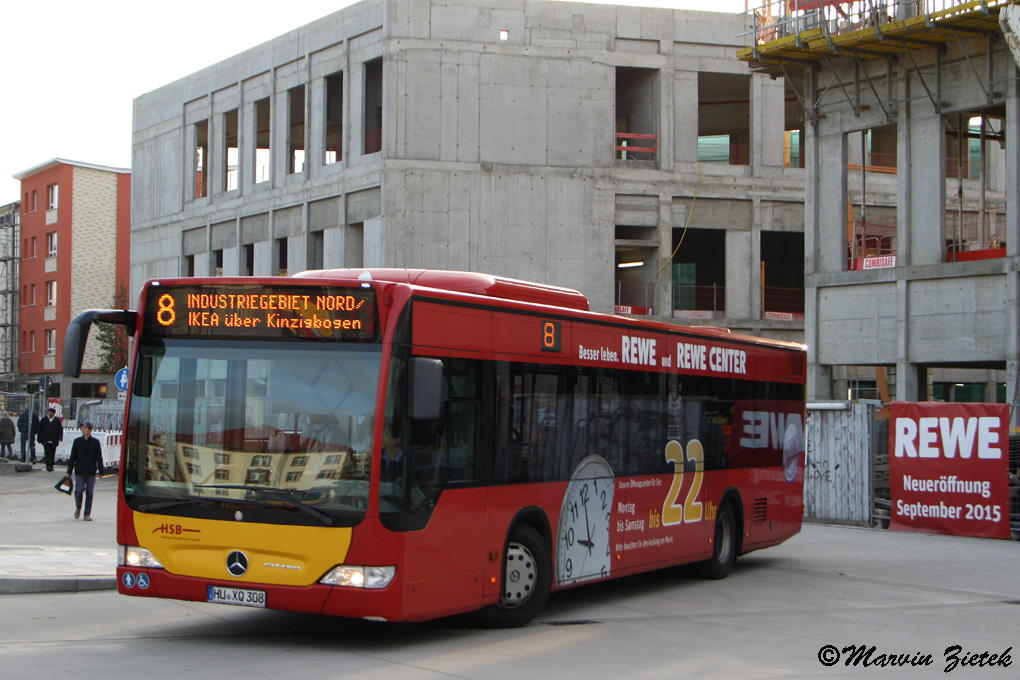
122, 339, 381, 527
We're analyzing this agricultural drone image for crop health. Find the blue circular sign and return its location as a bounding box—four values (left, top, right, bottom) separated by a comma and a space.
136, 573, 150, 590
122, 572, 136, 588
115, 368, 130, 392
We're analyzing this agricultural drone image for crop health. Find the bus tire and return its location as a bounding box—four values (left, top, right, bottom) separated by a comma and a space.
699, 501, 737, 580
476, 524, 551, 628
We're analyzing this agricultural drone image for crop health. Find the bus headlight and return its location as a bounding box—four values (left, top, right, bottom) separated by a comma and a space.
320, 565, 395, 589
119, 545, 164, 569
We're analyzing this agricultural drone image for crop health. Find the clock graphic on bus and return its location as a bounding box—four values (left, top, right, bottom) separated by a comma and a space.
556, 455, 615, 586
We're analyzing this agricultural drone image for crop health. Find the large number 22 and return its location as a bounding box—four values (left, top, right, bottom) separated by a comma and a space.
662, 439, 704, 526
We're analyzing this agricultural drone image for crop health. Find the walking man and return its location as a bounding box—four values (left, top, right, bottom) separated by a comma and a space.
37, 407, 63, 472
17, 407, 39, 463
64, 422, 103, 520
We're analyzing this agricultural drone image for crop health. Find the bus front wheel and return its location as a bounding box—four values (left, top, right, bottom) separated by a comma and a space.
699, 501, 737, 580
477, 524, 551, 628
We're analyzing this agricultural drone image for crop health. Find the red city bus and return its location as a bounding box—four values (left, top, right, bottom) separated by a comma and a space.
64, 269, 806, 627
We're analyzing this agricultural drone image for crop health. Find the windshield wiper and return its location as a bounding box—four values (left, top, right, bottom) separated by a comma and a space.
138, 485, 341, 527
256, 488, 341, 527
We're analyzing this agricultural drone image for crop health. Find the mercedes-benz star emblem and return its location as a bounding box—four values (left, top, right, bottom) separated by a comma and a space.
226, 550, 248, 577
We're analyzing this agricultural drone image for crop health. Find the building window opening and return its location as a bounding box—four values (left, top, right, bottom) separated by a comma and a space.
46, 329, 56, 356
345, 222, 364, 268
697, 73, 750, 165
255, 97, 271, 184
670, 227, 726, 318
47, 183, 59, 210
194, 120, 209, 199
760, 231, 804, 320
784, 79, 805, 168
845, 124, 898, 271
214, 249, 224, 276
224, 109, 239, 192
275, 237, 288, 276
243, 243, 255, 276
307, 231, 324, 270
46, 232, 57, 258
615, 67, 659, 163
288, 85, 306, 174
364, 59, 383, 155
614, 225, 657, 315
325, 72, 343, 164
46, 280, 57, 307
944, 107, 1007, 262
183, 254, 195, 277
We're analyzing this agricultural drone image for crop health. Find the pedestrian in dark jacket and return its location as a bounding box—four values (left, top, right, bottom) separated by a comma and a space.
0, 412, 15, 458
17, 408, 39, 463
36, 407, 63, 471
64, 422, 103, 520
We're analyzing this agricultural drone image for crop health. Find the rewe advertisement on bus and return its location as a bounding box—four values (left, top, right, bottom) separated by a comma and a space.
889, 402, 1010, 540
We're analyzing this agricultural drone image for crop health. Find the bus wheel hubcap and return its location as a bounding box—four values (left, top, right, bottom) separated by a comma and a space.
501, 542, 536, 608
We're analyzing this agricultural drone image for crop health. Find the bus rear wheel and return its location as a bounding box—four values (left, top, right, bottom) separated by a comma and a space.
699, 501, 737, 580
477, 525, 551, 628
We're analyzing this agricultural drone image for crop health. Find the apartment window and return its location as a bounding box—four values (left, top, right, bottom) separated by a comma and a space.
47, 183, 59, 209
31, 190, 37, 212
47, 232, 58, 257
364, 59, 383, 154
29, 284, 36, 306
46, 280, 57, 307
45, 329, 56, 356
223, 109, 239, 192
255, 97, 271, 184
194, 119, 209, 199
183, 254, 195, 277
29, 331, 35, 353
325, 72, 343, 164
288, 85, 306, 174
214, 249, 224, 276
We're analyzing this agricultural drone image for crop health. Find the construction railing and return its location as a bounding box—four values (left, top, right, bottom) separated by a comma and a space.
614, 280, 655, 315
615, 132, 658, 161
672, 284, 725, 317
762, 286, 805, 320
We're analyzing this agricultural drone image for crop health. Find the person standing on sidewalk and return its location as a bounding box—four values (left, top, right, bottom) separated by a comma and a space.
36, 407, 63, 472
64, 422, 103, 521
17, 407, 39, 463
0, 412, 15, 458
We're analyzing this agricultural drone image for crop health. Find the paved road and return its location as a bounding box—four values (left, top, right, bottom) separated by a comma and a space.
0, 459, 1017, 679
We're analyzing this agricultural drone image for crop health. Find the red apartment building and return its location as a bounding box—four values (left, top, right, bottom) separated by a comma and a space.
13, 159, 130, 405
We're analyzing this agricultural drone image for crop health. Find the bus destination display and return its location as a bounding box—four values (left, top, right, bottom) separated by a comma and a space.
143, 284, 379, 341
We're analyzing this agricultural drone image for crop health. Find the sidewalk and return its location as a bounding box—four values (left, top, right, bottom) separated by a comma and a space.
0, 458, 118, 594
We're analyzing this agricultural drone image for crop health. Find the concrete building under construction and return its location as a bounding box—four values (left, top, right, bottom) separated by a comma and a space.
742, 0, 1020, 410
129, 0, 818, 346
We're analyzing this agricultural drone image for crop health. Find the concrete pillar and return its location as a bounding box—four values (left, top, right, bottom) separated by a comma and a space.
751, 75, 785, 170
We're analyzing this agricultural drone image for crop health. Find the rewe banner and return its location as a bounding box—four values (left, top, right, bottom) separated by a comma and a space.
889, 402, 1010, 540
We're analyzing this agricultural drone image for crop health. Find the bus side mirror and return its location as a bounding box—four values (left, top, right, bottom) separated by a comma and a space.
409, 358, 443, 421
63, 309, 137, 378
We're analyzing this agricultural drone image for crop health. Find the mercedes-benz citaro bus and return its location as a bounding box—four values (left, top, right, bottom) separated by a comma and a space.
63, 269, 806, 627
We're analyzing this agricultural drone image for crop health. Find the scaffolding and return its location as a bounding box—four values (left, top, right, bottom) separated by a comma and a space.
0, 202, 19, 392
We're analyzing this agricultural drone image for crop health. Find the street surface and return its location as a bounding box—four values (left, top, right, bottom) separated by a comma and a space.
1, 465, 1017, 679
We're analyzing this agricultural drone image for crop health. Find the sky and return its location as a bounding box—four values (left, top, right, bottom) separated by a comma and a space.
0, 0, 750, 203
